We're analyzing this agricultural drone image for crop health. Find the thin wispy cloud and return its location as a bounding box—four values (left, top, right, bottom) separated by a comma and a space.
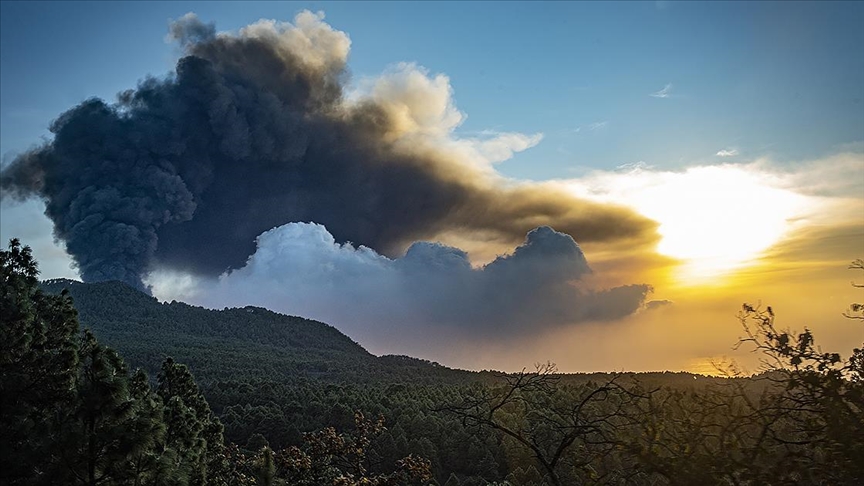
650, 83, 673, 98
716, 149, 739, 157
566, 121, 607, 134
616, 161, 654, 172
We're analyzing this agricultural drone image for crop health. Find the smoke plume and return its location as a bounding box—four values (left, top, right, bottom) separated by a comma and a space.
1, 11, 656, 290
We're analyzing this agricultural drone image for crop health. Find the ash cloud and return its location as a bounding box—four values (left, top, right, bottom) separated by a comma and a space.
1, 11, 656, 291
645, 299, 673, 310
165, 224, 651, 351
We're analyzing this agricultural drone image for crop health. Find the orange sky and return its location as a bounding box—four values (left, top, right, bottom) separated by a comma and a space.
428, 154, 864, 374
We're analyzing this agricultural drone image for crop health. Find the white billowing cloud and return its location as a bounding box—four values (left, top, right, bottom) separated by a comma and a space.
150, 223, 650, 356
716, 149, 739, 157
650, 83, 673, 98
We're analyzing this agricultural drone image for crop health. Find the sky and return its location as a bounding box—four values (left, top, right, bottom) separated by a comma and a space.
1, 1, 862, 374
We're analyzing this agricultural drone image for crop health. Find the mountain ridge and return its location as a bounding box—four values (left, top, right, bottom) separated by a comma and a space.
40, 278, 468, 384
40, 278, 727, 388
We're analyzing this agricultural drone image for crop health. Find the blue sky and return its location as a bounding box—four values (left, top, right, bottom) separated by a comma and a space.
2, 1, 863, 181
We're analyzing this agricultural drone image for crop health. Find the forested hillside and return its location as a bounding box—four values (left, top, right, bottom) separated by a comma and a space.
4, 242, 861, 485
41, 278, 470, 385
38, 278, 722, 389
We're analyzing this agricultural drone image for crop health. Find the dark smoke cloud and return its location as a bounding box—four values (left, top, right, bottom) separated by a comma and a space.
173, 224, 651, 352
645, 299, 673, 310
1, 11, 657, 290
167, 12, 216, 47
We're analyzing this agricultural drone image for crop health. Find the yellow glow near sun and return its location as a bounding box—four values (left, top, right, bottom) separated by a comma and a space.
636, 167, 808, 280
569, 164, 811, 283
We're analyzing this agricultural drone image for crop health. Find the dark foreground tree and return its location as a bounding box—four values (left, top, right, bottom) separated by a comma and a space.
843, 259, 864, 321
626, 260, 864, 485
1, 239, 225, 485
54, 331, 167, 486
217, 411, 432, 485
1, 239, 79, 484
736, 260, 863, 482
275, 411, 432, 485
732, 305, 863, 481
2, 238, 432, 485
439, 363, 651, 486
442, 260, 864, 485
157, 358, 227, 485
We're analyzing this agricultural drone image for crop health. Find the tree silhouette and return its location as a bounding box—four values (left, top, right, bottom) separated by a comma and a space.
55, 330, 167, 486
733, 259, 864, 483
276, 411, 432, 485
1, 238, 79, 484
844, 259, 864, 320
157, 357, 226, 485
439, 363, 649, 486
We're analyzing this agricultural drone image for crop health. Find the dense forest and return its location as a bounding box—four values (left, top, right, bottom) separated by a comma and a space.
2, 239, 862, 485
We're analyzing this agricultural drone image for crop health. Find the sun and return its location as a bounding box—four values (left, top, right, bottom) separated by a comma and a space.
570, 164, 811, 283
638, 166, 809, 281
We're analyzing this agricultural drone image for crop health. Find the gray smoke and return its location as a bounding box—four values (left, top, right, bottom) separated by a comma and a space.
1, 12, 656, 291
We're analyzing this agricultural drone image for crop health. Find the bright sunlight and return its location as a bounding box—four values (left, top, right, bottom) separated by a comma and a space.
569, 164, 812, 283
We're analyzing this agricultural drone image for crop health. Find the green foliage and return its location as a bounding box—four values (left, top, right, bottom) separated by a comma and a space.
54, 330, 167, 485
3, 239, 436, 485
439, 364, 655, 486
9, 241, 862, 485
621, 272, 864, 485
734, 303, 863, 483
1, 239, 79, 484
40, 278, 472, 386
1, 240, 225, 485
271, 412, 432, 486
157, 357, 225, 485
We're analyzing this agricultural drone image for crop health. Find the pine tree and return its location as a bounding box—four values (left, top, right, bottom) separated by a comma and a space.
1, 239, 79, 484
126, 369, 181, 486
157, 358, 226, 485
254, 447, 276, 486
55, 331, 166, 485
2, 240, 231, 485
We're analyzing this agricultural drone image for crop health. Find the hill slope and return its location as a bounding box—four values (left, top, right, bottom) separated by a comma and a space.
40, 279, 723, 389
41, 278, 462, 384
